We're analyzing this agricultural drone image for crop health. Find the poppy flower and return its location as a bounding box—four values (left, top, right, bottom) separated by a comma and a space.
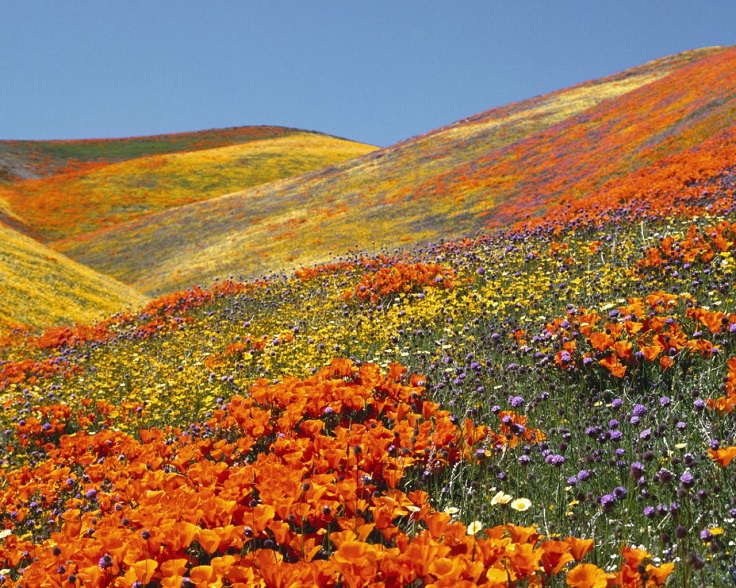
708, 445, 736, 467
566, 562, 610, 588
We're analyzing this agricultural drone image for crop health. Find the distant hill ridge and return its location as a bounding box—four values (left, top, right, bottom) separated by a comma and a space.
0, 127, 377, 241
0, 125, 376, 331
0, 125, 326, 181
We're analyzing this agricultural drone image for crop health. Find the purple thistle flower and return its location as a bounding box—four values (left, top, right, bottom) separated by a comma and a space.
630, 462, 645, 479
657, 468, 673, 484
545, 454, 565, 467
577, 469, 591, 482
633, 404, 647, 417
600, 494, 615, 512
680, 471, 695, 488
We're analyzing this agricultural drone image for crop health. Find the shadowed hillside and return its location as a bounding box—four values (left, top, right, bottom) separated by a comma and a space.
54, 47, 736, 294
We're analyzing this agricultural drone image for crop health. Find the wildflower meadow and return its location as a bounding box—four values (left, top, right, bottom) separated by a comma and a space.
1, 47, 736, 588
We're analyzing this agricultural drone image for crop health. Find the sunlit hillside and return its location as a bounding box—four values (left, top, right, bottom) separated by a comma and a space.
0, 223, 147, 335
53, 47, 736, 295
1, 130, 376, 240
0, 126, 309, 182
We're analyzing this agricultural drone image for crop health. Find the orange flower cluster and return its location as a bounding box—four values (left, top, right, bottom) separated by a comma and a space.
513, 123, 736, 236
0, 359, 599, 587
348, 263, 456, 304
4, 398, 142, 453
566, 546, 674, 588
637, 220, 735, 272
0, 356, 79, 392
549, 291, 725, 378
294, 261, 357, 281
2, 280, 259, 355
706, 357, 736, 414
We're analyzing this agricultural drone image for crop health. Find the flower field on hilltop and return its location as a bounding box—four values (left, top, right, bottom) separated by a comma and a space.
1, 133, 376, 242
0, 127, 308, 182
2, 145, 736, 586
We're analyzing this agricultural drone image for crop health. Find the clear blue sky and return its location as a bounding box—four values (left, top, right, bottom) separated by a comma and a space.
2, 1, 734, 147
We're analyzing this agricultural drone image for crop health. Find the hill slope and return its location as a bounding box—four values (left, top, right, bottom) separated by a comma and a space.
0, 144, 734, 584
0, 222, 148, 334
54, 47, 736, 294
1, 133, 377, 240
0, 125, 313, 182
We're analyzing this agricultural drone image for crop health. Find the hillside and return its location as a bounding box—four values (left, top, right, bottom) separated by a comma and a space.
52, 46, 736, 295
0, 222, 147, 335
0, 125, 313, 182
1, 133, 377, 240
1, 145, 735, 585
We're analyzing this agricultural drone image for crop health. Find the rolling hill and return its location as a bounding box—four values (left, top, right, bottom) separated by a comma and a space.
0, 125, 319, 182
0, 222, 147, 335
0, 126, 377, 330
0, 127, 377, 240
52, 46, 736, 295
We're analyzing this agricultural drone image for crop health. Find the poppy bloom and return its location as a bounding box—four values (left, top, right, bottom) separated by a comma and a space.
566, 563, 610, 588
708, 445, 736, 467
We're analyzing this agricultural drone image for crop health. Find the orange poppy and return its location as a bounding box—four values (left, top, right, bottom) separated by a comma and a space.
645, 562, 675, 586
540, 540, 574, 575
708, 445, 736, 467
566, 563, 609, 588
599, 354, 626, 378
565, 537, 594, 561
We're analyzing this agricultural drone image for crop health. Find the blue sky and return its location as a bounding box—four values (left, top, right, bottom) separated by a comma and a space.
2, 2, 735, 147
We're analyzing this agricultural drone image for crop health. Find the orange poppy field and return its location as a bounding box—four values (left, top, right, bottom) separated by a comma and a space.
1, 48, 736, 586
